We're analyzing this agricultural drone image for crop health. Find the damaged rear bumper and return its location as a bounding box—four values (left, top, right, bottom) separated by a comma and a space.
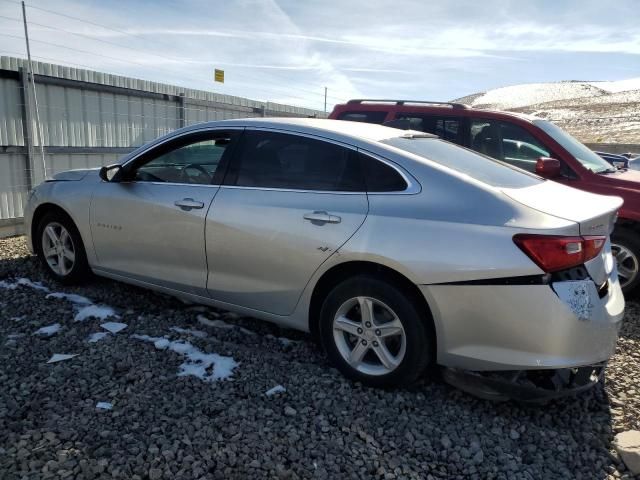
442, 364, 606, 402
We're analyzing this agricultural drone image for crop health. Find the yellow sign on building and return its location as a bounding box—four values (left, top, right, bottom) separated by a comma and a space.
214, 69, 224, 83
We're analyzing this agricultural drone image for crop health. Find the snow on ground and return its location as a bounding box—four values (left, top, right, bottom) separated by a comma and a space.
87, 332, 110, 343
46, 353, 78, 363
96, 402, 113, 410
456, 81, 606, 110
170, 326, 208, 338
265, 385, 286, 396
590, 77, 640, 93
74, 305, 119, 322
34, 323, 62, 337
100, 322, 127, 334
0, 278, 49, 291
453, 79, 640, 144
1, 277, 120, 322
131, 333, 238, 381
46, 292, 92, 305
197, 315, 234, 329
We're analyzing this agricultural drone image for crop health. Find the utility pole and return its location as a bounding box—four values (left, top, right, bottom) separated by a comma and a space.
22, 1, 46, 184
324, 87, 327, 114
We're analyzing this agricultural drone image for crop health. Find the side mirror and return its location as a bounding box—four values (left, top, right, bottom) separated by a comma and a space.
99, 164, 123, 182
535, 157, 561, 179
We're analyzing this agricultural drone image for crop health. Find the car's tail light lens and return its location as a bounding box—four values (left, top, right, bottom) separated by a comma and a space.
513, 234, 606, 273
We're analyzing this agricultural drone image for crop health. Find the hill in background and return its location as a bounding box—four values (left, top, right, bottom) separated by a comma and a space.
453, 79, 640, 144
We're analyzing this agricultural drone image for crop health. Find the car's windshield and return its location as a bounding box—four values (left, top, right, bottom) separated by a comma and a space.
533, 120, 615, 174
382, 136, 541, 188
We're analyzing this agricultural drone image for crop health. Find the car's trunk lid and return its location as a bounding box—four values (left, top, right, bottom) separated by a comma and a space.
501, 180, 622, 286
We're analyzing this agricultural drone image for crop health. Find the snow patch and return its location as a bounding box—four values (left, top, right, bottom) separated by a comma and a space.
1, 277, 49, 291
266, 334, 298, 347
100, 322, 127, 334
88, 332, 110, 343
11, 315, 26, 322
170, 326, 208, 338
75, 305, 119, 322
46, 353, 78, 363
46, 292, 93, 305
96, 401, 113, 410
34, 323, 62, 337
265, 385, 286, 396
197, 315, 234, 329
132, 334, 238, 381
17, 278, 49, 291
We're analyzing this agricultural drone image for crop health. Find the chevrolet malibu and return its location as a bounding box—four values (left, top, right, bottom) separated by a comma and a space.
25, 118, 624, 395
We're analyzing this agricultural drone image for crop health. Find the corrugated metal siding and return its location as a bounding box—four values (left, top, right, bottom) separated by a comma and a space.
35, 85, 179, 147
0, 153, 28, 220
0, 77, 24, 146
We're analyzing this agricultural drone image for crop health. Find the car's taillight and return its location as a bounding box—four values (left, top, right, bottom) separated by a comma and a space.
513, 234, 606, 273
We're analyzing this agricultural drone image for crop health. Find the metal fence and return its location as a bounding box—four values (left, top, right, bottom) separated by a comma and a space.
0, 56, 324, 232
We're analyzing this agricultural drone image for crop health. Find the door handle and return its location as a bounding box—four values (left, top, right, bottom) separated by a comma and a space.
174, 198, 205, 210
303, 211, 341, 224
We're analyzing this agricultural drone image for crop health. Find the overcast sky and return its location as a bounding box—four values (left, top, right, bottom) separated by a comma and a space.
0, 0, 639, 111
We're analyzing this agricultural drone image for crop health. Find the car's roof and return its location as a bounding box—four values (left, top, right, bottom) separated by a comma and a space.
180, 117, 434, 143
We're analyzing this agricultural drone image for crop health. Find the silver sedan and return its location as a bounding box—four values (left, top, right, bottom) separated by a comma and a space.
25, 118, 624, 392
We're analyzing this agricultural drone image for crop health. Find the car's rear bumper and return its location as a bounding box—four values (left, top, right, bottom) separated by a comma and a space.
442, 364, 605, 402
420, 276, 624, 371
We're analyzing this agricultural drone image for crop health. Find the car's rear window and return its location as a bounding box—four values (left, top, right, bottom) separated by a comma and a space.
382, 137, 542, 188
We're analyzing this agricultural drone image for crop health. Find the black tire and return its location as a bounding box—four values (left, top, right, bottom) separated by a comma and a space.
318, 274, 433, 388
36, 211, 91, 285
611, 227, 640, 294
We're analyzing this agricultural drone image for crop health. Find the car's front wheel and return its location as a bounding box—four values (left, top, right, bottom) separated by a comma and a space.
611, 227, 640, 294
36, 212, 90, 284
319, 275, 433, 388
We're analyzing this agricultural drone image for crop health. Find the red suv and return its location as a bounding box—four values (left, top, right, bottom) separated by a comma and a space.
330, 99, 640, 293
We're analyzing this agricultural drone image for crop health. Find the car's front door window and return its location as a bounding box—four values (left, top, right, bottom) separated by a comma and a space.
133, 135, 233, 185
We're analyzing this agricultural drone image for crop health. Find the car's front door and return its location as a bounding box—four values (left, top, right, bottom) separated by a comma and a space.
205, 129, 369, 315
90, 129, 240, 296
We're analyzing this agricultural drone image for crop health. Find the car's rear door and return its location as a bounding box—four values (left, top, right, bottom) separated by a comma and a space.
205, 129, 368, 315
90, 129, 241, 296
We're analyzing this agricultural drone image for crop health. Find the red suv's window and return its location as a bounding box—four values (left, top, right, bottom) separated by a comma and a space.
337, 111, 388, 124
395, 114, 463, 144
470, 119, 550, 172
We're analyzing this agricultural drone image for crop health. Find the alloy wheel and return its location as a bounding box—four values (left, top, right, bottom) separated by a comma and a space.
332, 296, 406, 376
611, 242, 639, 290
41, 222, 76, 276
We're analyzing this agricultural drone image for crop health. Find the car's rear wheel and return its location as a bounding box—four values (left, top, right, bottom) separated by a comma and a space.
36, 212, 90, 284
319, 275, 432, 388
611, 228, 640, 294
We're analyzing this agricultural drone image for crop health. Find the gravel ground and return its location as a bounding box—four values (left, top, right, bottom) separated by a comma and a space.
1, 235, 639, 480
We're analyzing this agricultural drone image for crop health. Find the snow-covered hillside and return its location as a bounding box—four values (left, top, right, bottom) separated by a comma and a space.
453, 79, 640, 144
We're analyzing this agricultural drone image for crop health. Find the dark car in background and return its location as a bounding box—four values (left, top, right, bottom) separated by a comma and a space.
330, 100, 640, 293
596, 151, 629, 169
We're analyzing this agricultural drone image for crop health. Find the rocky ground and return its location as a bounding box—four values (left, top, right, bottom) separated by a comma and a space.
1, 235, 639, 479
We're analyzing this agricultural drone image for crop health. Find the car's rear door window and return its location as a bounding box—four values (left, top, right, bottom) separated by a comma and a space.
337, 111, 389, 124
470, 119, 550, 172
227, 130, 365, 191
